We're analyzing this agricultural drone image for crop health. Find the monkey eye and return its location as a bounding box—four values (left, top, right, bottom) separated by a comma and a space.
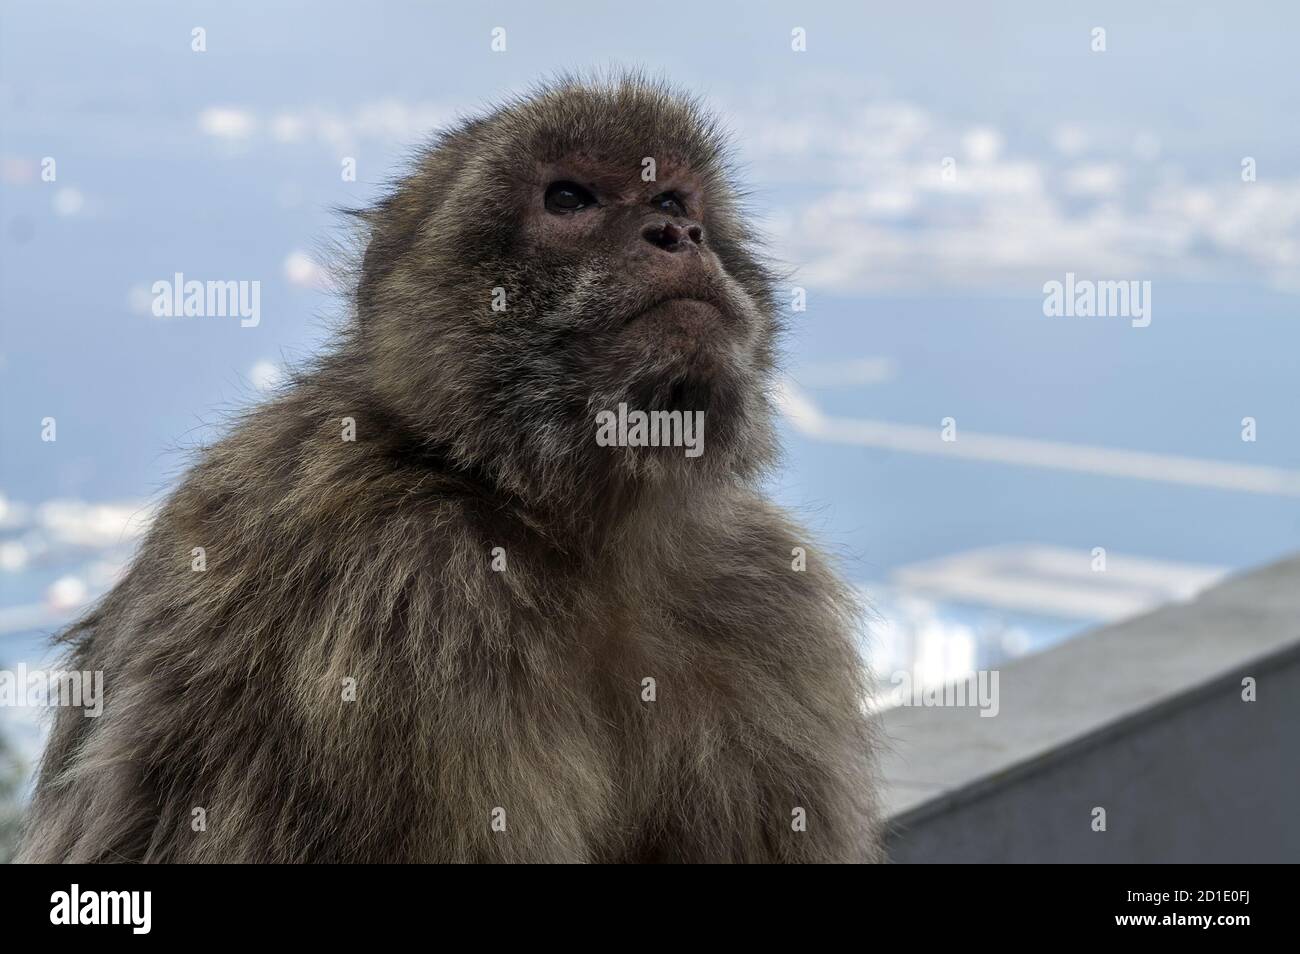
651, 192, 687, 217
544, 181, 596, 213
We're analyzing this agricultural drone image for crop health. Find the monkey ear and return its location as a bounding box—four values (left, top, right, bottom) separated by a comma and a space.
350, 197, 426, 318
354, 207, 391, 316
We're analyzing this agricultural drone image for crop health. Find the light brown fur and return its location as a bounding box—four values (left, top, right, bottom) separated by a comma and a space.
18, 75, 881, 863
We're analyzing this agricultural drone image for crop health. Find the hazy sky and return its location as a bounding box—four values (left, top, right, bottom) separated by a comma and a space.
2, 0, 1298, 587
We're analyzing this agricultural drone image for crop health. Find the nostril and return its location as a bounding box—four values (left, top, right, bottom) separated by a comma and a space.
643, 221, 704, 251
643, 222, 680, 250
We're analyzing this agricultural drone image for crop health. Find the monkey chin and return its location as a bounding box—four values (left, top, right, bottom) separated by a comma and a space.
622, 297, 743, 386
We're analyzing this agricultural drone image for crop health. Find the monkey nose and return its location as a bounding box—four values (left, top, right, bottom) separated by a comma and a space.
642, 220, 705, 252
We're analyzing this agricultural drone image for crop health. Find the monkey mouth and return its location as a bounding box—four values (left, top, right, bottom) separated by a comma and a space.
610, 288, 748, 391
627, 296, 727, 330
630, 299, 729, 355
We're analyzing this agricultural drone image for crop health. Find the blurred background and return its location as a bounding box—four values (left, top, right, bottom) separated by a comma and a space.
2, 1, 1298, 859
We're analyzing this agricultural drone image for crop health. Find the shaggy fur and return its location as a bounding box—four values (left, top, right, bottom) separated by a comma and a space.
18, 75, 881, 863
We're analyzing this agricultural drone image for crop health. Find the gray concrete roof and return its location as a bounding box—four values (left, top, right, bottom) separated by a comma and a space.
878, 552, 1300, 822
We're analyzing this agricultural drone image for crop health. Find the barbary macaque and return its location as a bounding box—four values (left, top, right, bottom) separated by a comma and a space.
19, 76, 881, 863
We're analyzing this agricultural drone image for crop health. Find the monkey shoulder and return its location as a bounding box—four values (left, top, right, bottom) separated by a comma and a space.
657, 492, 862, 656
118, 400, 540, 660
685, 492, 851, 596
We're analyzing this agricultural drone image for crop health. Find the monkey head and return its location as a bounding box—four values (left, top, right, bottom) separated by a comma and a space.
354, 76, 782, 519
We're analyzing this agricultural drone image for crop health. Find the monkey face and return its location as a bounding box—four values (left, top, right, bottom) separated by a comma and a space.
359, 77, 782, 512
519, 153, 770, 415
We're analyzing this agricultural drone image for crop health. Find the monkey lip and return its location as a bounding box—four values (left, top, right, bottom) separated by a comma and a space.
627, 297, 727, 332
